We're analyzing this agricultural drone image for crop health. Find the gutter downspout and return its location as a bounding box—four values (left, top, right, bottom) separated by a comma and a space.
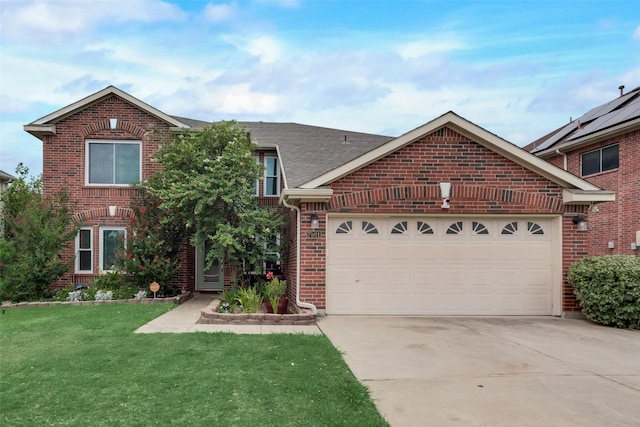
555, 149, 567, 171
280, 197, 318, 315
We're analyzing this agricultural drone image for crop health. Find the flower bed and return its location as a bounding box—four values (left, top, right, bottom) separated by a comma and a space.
1, 292, 193, 309
198, 299, 316, 326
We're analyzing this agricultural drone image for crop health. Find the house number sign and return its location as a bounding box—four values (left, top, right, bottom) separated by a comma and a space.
307, 231, 323, 239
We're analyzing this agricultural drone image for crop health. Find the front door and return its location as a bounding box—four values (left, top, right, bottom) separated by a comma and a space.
196, 242, 224, 291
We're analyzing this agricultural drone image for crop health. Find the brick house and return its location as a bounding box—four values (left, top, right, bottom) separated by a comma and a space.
25, 86, 614, 316
527, 85, 639, 257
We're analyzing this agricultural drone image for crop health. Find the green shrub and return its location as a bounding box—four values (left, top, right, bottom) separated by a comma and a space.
92, 269, 123, 290
217, 288, 239, 313
236, 287, 262, 313
0, 165, 77, 302
567, 255, 640, 329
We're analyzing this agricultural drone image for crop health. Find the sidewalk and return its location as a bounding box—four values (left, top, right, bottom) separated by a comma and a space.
134, 292, 322, 335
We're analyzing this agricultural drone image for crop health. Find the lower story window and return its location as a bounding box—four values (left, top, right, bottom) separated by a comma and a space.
264, 233, 281, 272
100, 227, 126, 272
76, 228, 93, 273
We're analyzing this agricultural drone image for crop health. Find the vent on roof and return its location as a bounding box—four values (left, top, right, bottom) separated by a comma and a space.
343, 135, 349, 144
619, 85, 625, 97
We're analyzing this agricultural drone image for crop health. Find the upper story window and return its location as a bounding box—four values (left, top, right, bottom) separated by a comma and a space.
581, 144, 619, 176
86, 140, 141, 185
264, 156, 280, 196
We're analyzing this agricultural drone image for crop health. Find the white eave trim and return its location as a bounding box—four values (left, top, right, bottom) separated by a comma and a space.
563, 189, 615, 204
280, 188, 333, 204
300, 111, 601, 192
29, 86, 190, 129
23, 124, 56, 136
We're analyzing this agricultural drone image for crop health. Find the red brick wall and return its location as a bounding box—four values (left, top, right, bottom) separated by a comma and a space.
545, 132, 640, 256
296, 128, 588, 312
40, 95, 199, 289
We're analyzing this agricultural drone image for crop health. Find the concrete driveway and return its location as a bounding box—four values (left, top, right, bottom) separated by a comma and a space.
317, 316, 640, 427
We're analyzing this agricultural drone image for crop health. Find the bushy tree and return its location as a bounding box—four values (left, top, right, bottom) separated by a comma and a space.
0, 164, 78, 301
146, 121, 283, 272
120, 188, 187, 296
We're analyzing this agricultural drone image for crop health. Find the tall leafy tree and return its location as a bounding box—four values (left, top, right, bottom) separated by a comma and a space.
0, 164, 78, 301
146, 121, 283, 272
120, 187, 187, 295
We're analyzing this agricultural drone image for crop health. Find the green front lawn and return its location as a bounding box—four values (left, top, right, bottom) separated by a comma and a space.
0, 304, 388, 426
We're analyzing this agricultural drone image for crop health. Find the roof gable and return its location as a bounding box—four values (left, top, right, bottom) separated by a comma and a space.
300, 111, 602, 194
24, 86, 190, 138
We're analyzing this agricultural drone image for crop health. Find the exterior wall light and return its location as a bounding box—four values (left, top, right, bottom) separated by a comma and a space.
440, 182, 451, 209
572, 215, 587, 231
310, 212, 319, 230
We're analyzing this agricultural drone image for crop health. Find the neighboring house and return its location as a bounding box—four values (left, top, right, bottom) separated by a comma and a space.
25, 86, 613, 316
527, 86, 639, 257
0, 169, 16, 237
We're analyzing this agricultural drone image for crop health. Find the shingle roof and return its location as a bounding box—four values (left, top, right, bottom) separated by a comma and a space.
238, 122, 393, 188
529, 86, 640, 154
170, 116, 394, 188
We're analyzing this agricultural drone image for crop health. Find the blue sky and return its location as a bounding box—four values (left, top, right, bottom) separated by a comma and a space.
1, 0, 639, 178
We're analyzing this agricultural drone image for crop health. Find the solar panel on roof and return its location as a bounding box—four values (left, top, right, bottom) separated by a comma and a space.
531, 121, 578, 152
570, 95, 640, 140
578, 91, 635, 123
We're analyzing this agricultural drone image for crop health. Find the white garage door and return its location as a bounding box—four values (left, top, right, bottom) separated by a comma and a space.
326, 216, 559, 315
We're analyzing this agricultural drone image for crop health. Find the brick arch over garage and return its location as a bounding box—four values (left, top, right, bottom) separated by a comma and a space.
81, 119, 148, 139
72, 207, 135, 223
328, 184, 565, 212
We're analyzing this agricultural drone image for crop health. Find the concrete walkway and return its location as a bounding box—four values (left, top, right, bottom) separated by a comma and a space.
134, 292, 322, 334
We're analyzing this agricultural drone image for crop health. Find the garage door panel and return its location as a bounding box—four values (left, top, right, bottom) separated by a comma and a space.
326, 216, 556, 315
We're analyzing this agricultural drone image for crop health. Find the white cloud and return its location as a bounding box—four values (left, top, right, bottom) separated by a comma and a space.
257, 0, 300, 8
397, 38, 466, 60
220, 84, 281, 114
226, 35, 285, 64
1, 0, 185, 43
204, 2, 236, 22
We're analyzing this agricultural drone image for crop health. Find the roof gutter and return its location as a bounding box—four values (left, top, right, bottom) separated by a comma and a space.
279, 195, 318, 315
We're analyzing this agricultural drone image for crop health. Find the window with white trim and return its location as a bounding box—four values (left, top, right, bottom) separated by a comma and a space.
581, 144, 619, 176
264, 156, 280, 196
75, 228, 93, 273
86, 140, 141, 185
99, 227, 126, 271
252, 156, 259, 196
264, 233, 281, 271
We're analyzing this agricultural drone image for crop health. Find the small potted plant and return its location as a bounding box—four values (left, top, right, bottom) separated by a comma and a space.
264, 271, 288, 314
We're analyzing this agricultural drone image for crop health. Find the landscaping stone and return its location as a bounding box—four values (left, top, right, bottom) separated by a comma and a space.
197, 299, 316, 326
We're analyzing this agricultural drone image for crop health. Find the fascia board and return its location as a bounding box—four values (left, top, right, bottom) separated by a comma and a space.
563, 189, 615, 204
276, 145, 288, 190
30, 86, 190, 129
535, 118, 640, 158
280, 188, 333, 204
23, 124, 56, 136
